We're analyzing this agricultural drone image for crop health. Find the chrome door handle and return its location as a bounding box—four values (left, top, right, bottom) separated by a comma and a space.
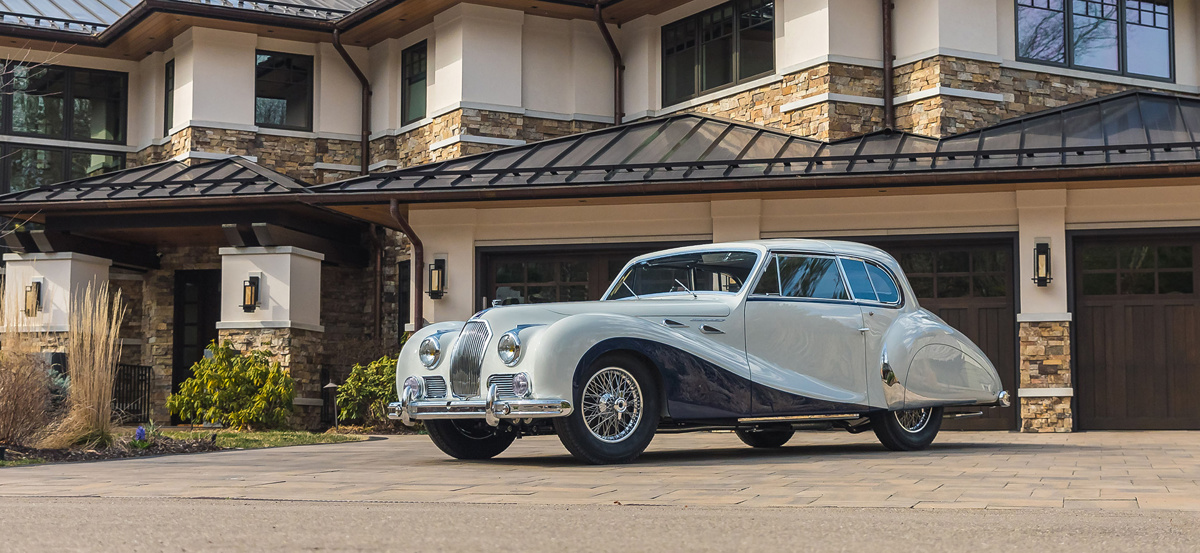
858, 327, 870, 333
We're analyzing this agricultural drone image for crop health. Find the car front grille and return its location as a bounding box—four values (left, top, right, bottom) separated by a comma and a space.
450, 321, 490, 397
423, 376, 447, 398
486, 374, 516, 398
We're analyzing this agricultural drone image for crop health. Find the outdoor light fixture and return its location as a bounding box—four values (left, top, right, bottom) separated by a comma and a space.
323, 380, 341, 428
428, 258, 446, 299
1033, 241, 1052, 287
23, 281, 41, 317
242, 275, 260, 312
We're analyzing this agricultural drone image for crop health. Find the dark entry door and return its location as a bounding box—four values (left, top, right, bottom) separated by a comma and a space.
881, 241, 1018, 430
172, 270, 221, 398
1075, 238, 1200, 430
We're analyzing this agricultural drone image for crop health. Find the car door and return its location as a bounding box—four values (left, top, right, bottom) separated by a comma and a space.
745, 252, 869, 415
839, 256, 905, 409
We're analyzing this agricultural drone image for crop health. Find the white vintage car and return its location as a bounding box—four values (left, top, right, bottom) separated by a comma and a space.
389, 240, 1010, 464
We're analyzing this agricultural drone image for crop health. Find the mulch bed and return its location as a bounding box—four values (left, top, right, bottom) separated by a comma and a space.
1, 434, 222, 464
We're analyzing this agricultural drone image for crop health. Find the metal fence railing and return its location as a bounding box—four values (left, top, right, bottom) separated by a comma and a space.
113, 364, 152, 424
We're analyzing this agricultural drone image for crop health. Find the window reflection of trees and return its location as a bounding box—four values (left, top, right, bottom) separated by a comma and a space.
1017, 0, 1171, 78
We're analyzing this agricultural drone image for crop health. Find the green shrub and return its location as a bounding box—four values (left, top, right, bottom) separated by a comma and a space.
167, 341, 295, 430
336, 354, 399, 425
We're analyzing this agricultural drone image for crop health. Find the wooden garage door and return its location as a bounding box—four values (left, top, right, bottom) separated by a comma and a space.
883, 242, 1018, 430
1075, 239, 1200, 430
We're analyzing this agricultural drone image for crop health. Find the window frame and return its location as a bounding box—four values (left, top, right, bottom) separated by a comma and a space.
401, 40, 428, 126
1, 62, 129, 145
660, 0, 776, 107
253, 49, 315, 132
0, 142, 126, 194
748, 251, 855, 305
837, 256, 905, 308
164, 59, 175, 136
1014, 0, 1175, 82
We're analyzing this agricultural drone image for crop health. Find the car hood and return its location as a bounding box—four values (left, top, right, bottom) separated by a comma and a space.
478, 297, 733, 325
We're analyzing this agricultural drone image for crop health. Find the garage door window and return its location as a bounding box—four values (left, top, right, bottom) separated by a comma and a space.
898, 248, 1009, 299
1079, 244, 1194, 295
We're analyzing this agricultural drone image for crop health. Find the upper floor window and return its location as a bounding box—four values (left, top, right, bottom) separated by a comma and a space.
2, 145, 124, 193
2, 63, 127, 144
164, 59, 175, 136
662, 0, 774, 106
1017, 0, 1172, 80
255, 50, 313, 131
402, 41, 428, 125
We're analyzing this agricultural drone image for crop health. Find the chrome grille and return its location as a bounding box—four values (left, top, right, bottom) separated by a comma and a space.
423, 376, 447, 398
450, 321, 490, 397
486, 374, 516, 398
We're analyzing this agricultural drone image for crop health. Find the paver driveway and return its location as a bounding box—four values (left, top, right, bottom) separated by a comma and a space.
2, 431, 1199, 511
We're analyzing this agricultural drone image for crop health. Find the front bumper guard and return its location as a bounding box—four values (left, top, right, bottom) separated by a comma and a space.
387, 383, 573, 427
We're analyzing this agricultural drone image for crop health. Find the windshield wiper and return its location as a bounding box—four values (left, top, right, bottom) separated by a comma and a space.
674, 279, 698, 299
621, 281, 641, 300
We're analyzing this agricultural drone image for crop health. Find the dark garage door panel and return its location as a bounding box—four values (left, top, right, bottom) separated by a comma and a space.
1076, 239, 1200, 430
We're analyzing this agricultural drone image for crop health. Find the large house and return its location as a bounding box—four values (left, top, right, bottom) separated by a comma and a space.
0, 0, 1197, 432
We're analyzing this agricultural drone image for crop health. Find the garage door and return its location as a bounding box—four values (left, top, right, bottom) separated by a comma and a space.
1075, 238, 1200, 430
882, 241, 1018, 430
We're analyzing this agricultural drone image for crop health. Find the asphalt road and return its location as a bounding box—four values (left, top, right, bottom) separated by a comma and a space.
2, 496, 1199, 552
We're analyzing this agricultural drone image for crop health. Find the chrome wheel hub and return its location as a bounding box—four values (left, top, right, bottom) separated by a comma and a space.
582, 367, 643, 443
894, 407, 933, 434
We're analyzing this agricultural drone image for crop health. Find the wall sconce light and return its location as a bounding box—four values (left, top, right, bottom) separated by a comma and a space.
242, 275, 260, 312
428, 258, 446, 299
23, 280, 41, 317
1033, 241, 1052, 287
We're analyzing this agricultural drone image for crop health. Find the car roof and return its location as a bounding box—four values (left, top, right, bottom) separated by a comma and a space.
630, 239, 894, 263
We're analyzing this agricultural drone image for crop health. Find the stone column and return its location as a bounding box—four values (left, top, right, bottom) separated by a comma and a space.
216, 246, 326, 429
1016, 190, 1073, 432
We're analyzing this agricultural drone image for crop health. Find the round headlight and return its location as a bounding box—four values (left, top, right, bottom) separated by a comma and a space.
511, 372, 531, 397
418, 336, 441, 368
497, 331, 521, 366
403, 376, 422, 397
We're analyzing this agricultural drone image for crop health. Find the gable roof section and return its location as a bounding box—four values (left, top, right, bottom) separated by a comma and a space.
0, 156, 311, 203
315, 91, 1200, 197
0, 0, 368, 34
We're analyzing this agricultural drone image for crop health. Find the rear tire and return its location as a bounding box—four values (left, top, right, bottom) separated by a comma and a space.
735, 428, 795, 448
870, 406, 943, 451
554, 353, 660, 464
425, 419, 517, 460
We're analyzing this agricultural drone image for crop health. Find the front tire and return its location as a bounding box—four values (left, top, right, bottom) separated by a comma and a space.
425, 419, 517, 460
870, 406, 943, 451
554, 353, 660, 464
735, 428, 795, 448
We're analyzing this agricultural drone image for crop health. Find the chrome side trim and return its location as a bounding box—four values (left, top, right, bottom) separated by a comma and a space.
737, 413, 863, 423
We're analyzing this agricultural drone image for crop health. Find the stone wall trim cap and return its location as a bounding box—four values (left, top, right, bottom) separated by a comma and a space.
1018, 387, 1074, 397
1017, 312, 1073, 322
216, 320, 325, 332
429, 135, 527, 151
292, 397, 324, 406
0, 324, 69, 333
2, 251, 113, 266
217, 246, 326, 261
894, 86, 1006, 106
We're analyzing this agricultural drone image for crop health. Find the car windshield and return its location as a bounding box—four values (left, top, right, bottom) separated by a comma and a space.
605, 251, 760, 300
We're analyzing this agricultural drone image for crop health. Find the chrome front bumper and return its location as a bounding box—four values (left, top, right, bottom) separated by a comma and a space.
387, 384, 572, 427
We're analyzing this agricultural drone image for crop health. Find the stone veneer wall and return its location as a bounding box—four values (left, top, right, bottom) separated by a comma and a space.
218, 327, 325, 429
130, 128, 360, 185
1018, 321, 1072, 432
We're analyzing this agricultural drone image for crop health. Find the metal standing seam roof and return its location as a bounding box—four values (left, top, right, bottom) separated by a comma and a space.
0, 0, 370, 33
0, 156, 312, 203
314, 91, 1200, 195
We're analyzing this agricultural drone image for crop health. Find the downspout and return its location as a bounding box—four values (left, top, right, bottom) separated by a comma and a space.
881, 0, 895, 130
390, 199, 425, 331
593, 2, 624, 124
332, 28, 371, 175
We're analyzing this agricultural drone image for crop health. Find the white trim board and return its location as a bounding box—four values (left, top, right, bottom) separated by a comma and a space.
1018, 387, 1074, 398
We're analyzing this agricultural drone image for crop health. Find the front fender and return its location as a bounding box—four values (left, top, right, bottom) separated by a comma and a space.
395, 321, 464, 394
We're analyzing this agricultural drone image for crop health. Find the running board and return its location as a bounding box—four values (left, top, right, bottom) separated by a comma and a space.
737, 414, 862, 423
943, 411, 984, 419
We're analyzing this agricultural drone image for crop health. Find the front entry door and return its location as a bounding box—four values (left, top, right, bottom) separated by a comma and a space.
745, 253, 868, 414
172, 270, 221, 413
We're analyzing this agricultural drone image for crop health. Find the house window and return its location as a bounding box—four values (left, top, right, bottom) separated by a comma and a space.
402, 41, 428, 125
4, 63, 127, 143
254, 50, 313, 131
164, 59, 175, 136
1016, 0, 1172, 80
662, 0, 774, 106
1, 144, 123, 193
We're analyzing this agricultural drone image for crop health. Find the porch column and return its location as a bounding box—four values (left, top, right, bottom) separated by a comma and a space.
1015, 189, 1073, 432
216, 246, 325, 428
1, 252, 111, 349
410, 208, 478, 324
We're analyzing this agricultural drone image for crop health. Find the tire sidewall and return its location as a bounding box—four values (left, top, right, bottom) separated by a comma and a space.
874, 406, 943, 451
425, 419, 516, 460
558, 353, 660, 463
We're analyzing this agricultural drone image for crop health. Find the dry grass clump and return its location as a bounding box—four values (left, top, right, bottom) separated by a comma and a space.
0, 316, 52, 446
39, 282, 126, 449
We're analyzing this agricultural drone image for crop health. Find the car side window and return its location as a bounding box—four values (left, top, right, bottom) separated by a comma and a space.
866, 263, 901, 304
840, 258, 878, 302
778, 254, 848, 300
752, 255, 781, 295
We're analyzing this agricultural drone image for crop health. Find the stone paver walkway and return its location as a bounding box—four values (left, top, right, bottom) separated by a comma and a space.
2, 431, 1199, 510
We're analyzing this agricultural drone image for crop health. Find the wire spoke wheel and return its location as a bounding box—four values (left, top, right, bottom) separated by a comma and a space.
581, 367, 643, 443
893, 407, 933, 434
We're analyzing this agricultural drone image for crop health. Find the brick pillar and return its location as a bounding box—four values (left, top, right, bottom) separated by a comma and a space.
217, 327, 324, 429
1018, 320, 1073, 432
